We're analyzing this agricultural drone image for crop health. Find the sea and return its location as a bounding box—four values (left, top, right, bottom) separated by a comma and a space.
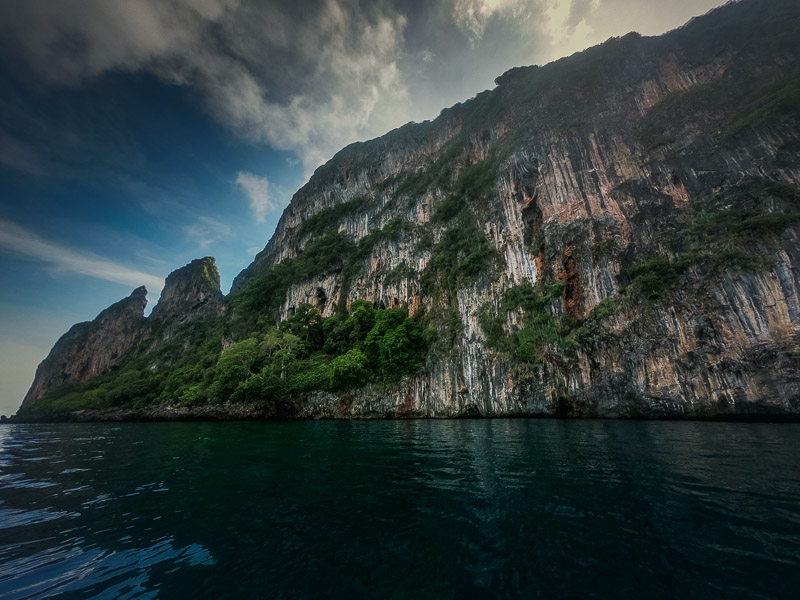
1, 420, 799, 599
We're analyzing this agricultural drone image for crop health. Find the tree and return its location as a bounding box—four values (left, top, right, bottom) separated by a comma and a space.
365, 309, 426, 378
259, 330, 303, 380
344, 300, 376, 347
209, 338, 259, 402
329, 349, 369, 390
280, 303, 324, 347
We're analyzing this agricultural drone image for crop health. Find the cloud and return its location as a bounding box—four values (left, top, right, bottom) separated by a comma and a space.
0, 218, 164, 292
451, 0, 529, 45
565, 0, 597, 33
197, 1, 409, 174
182, 216, 232, 249
0, 0, 729, 175
0, 0, 409, 175
236, 171, 273, 222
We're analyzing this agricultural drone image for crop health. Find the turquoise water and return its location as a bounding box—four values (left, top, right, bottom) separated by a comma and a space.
1, 421, 799, 599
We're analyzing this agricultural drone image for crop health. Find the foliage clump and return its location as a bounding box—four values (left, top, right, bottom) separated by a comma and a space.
625, 256, 694, 303
24, 301, 432, 417
215, 301, 430, 402
571, 298, 618, 345
384, 261, 415, 286
232, 216, 412, 324
393, 146, 460, 200
229, 232, 355, 322
421, 211, 497, 293
621, 181, 800, 302
681, 183, 800, 269
636, 72, 800, 149
479, 281, 576, 365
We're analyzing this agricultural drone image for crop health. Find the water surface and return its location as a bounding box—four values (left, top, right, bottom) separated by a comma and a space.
1, 420, 799, 599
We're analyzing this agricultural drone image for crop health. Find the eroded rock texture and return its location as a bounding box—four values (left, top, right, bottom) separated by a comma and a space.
23, 258, 226, 407
21, 0, 800, 419
232, 0, 800, 418
151, 257, 225, 323
22, 287, 149, 407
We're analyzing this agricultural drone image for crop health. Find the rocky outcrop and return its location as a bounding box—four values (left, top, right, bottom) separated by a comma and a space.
151, 257, 224, 323
21, 287, 149, 407
22, 258, 226, 409
231, 0, 800, 419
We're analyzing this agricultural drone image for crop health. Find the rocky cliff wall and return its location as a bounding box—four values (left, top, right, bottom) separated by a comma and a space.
150, 257, 225, 323
21, 287, 149, 407
230, 0, 800, 418
20, 0, 800, 419
22, 259, 226, 408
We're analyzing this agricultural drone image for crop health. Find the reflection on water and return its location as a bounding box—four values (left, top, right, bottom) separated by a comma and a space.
1, 421, 799, 599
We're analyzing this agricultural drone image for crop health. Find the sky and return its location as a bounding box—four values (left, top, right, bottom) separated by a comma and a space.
0, 0, 727, 415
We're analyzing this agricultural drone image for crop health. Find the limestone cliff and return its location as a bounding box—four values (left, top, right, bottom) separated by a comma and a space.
21, 258, 225, 409
151, 257, 224, 323
18, 0, 800, 420
21, 287, 149, 407
233, 0, 800, 418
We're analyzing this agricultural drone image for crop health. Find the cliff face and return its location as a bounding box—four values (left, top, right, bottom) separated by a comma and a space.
232, 0, 800, 418
19, 0, 800, 419
151, 257, 224, 323
21, 259, 225, 409
21, 287, 149, 407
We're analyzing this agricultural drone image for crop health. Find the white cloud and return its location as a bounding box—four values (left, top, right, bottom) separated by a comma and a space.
0, 0, 409, 175
451, 0, 529, 45
565, 0, 598, 33
236, 171, 273, 222
0, 0, 729, 175
196, 2, 409, 175
0, 218, 164, 292
182, 216, 232, 249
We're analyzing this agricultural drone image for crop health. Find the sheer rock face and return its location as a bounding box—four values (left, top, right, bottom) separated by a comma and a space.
233, 0, 800, 418
21, 0, 800, 419
21, 287, 149, 407
22, 259, 225, 409
150, 257, 224, 324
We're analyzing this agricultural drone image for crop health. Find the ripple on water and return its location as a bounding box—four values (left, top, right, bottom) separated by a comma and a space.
0, 536, 214, 600
0, 421, 799, 599
0, 474, 57, 490
0, 508, 68, 530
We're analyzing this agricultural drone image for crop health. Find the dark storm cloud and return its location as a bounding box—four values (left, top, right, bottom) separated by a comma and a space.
0, 0, 727, 173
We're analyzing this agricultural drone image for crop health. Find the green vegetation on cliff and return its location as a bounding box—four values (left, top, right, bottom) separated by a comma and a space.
479, 180, 800, 360
229, 232, 355, 324
226, 301, 431, 403
480, 281, 575, 365
20, 301, 431, 417
422, 210, 497, 294
298, 196, 369, 238
232, 217, 413, 325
